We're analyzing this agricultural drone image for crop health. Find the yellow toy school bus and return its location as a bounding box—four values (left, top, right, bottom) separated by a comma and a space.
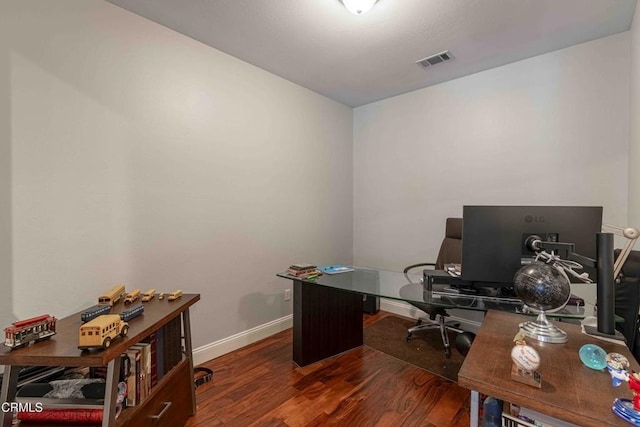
98, 284, 126, 306
141, 288, 156, 302
124, 289, 141, 304
78, 314, 129, 350
167, 289, 183, 301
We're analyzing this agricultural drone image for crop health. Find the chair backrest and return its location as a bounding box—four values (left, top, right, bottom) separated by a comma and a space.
615, 249, 640, 359
434, 218, 463, 270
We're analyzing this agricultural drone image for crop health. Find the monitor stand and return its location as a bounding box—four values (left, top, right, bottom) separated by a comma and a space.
424, 271, 518, 301
582, 325, 625, 344
442, 285, 491, 296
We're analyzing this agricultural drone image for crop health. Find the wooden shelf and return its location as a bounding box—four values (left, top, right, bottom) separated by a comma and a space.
1, 294, 200, 427
0, 294, 199, 367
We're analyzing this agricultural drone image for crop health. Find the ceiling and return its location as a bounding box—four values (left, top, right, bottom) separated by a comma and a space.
106, 0, 637, 107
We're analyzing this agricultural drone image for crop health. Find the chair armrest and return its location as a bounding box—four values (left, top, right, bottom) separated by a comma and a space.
403, 263, 436, 273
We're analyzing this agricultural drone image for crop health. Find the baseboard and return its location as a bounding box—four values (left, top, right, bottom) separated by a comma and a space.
193, 300, 482, 366
379, 298, 423, 319
192, 314, 292, 366
380, 298, 482, 332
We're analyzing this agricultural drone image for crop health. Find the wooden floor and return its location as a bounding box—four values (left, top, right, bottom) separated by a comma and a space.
185, 312, 471, 427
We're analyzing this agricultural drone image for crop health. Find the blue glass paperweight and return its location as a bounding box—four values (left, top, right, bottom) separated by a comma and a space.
612, 398, 640, 425
579, 344, 607, 370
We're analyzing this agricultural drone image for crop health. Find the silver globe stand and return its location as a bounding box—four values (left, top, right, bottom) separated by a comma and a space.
519, 309, 568, 344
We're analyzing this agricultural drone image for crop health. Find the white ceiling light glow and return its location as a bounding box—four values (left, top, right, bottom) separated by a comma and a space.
341, 0, 378, 15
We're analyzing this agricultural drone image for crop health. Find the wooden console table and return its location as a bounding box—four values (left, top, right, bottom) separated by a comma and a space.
458, 310, 639, 427
0, 293, 200, 427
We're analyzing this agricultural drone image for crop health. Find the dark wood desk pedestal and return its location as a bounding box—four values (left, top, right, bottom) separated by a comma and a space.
458, 310, 639, 427
293, 280, 363, 366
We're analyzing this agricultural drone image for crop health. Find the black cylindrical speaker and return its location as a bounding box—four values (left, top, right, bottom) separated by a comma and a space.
596, 232, 615, 335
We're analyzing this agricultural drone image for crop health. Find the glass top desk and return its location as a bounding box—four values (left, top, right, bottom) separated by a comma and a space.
277, 266, 593, 366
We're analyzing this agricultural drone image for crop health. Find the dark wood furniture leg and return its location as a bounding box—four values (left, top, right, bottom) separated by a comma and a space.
102, 356, 121, 427
293, 280, 363, 367
182, 308, 196, 416
0, 365, 19, 427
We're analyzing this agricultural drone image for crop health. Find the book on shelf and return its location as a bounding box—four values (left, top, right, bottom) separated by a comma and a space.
125, 347, 141, 406
504, 402, 580, 427
173, 315, 183, 366
130, 343, 150, 404
174, 316, 180, 365
142, 332, 159, 388
162, 316, 182, 377
156, 327, 165, 381
162, 321, 172, 377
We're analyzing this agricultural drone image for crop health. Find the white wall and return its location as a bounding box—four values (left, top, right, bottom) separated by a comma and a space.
3, 0, 353, 347
0, 4, 12, 329
3, 1, 636, 354
631, 3, 640, 227
354, 33, 630, 273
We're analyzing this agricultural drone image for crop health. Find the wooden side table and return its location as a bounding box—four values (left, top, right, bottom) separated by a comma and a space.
458, 310, 639, 427
0, 294, 200, 427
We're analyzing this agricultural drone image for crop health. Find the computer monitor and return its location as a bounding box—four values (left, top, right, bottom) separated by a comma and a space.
461, 205, 603, 286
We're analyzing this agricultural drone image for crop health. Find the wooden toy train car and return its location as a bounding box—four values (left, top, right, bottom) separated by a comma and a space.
98, 284, 126, 306
4, 314, 57, 349
167, 289, 183, 301
78, 314, 128, 350
119, 304, 144, 322
124, 289, 141, 305
141, 288, 156, 302
80, 305, 112, 323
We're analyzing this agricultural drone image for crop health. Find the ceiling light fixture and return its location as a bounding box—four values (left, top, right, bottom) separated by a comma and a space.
341, 0, 378, 15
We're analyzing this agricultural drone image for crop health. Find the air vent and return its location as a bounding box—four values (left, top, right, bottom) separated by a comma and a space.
416, 50, 454, 68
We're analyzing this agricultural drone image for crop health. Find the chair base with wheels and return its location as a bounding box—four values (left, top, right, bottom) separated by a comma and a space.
406, 305, 464, 358
404, 217, 465, 358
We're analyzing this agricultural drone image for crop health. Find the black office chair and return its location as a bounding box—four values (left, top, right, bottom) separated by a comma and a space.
404, 218, 464, 358
615, 249, 640, 360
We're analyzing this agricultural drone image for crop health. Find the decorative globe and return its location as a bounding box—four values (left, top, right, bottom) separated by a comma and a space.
513, 261, 570, 312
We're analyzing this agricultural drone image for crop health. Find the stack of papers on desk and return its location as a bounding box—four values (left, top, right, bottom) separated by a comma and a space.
319, 265, 354, 275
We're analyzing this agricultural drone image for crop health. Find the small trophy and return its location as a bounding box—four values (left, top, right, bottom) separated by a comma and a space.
510, 330, 542, 388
